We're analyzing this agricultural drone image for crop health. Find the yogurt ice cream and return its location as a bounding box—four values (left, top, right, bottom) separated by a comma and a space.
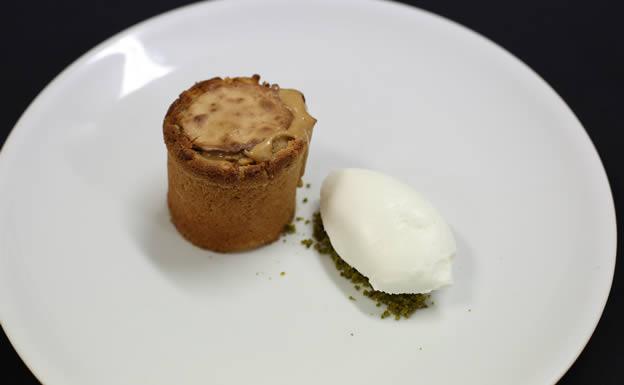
320, 168, 456, 294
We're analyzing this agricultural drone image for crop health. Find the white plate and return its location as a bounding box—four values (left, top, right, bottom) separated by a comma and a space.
0, 1, 616, 384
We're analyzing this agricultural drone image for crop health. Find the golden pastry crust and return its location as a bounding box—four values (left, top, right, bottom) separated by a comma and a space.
163, 75, 315, 252
163, 75, 307, 186
166, 152, 304, 252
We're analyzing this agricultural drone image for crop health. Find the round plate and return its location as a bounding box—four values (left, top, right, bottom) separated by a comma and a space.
0, 1, 616, 384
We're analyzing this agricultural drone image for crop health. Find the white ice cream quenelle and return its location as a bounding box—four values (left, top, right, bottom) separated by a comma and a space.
320, 168, 456, 294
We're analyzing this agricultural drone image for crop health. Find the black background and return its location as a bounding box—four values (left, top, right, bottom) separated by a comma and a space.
1, 1, 621, 384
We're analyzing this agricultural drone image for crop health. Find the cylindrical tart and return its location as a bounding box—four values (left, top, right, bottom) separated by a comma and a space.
163, 75, 316, 252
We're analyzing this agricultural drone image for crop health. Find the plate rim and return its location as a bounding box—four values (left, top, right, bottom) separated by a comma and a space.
0, 1, 617, 384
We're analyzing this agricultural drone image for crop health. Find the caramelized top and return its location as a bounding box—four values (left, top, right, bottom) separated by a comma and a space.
178, 76, 316, 163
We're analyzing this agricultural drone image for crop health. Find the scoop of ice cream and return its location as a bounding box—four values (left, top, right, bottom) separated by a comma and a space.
320, 168, 455, 294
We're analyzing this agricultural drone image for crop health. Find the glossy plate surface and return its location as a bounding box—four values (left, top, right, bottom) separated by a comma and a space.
0, 1, 616, 384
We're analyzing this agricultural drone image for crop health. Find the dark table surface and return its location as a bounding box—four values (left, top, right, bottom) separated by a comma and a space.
1, 0, 621, 384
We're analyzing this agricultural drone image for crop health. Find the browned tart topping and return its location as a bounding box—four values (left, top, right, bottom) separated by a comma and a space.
175, 75, 316, 165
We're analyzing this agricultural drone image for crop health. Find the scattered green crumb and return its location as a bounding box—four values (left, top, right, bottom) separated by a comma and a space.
296, 216, 303, 222
282, 223, 296, 234
280, 271, 286, 276
306, 183, 311, 188
312, 212, 430, 320
468, 308, 472, 312
348, 295, 356, 301
301, 239, 314, 248
350, 332, 354, 336
268, 277, 272, 280
419, 347, 422, 351
302, 197, 308, 203
282, 239, 286, 243
354, 285, 361, 291
256, 272, 260, 276
304, 219, 310, 225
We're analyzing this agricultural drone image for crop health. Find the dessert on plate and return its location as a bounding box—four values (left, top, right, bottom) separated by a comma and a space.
163, 75, 316, 252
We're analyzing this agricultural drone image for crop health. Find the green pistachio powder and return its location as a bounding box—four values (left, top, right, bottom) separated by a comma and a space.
282, 223, 296, 234
310, 212, 429, 320
288, 186, 429, 320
